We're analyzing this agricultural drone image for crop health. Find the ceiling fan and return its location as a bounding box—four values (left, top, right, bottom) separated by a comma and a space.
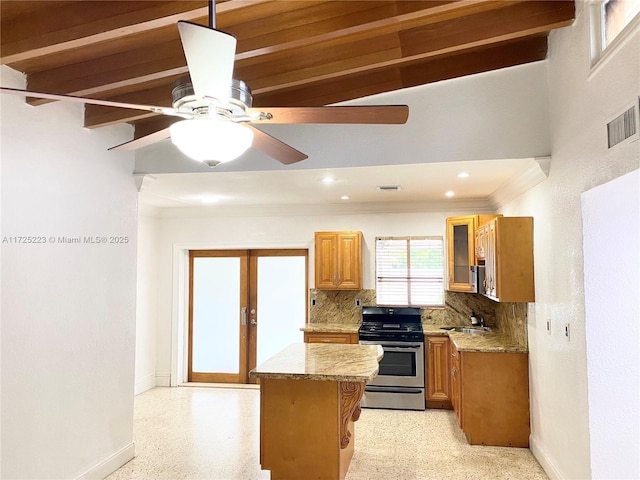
0, 1, 409, 167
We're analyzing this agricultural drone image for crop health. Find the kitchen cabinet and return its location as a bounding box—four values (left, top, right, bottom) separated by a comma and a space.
446, 215, 499, 292
425, 335, 452, 409
451, 344, 530, 447
315, 231, 362, 290
304, 332, 359, 344
477, 217, 534, 302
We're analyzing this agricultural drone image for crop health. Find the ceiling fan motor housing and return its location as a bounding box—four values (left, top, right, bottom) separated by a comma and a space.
172, 76, 253, 114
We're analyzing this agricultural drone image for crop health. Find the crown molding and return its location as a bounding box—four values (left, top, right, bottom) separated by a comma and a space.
155, 198, 497, 219
489, 156, 550, 209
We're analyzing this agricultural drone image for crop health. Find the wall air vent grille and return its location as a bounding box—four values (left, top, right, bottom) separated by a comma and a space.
607, 101, 638, 148
377, 185, 402, 191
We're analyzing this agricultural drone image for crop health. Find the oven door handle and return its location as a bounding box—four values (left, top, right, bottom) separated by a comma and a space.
380, 345, 422, 351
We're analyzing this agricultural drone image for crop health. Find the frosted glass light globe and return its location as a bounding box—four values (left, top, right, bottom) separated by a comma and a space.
170, 117, 253, 163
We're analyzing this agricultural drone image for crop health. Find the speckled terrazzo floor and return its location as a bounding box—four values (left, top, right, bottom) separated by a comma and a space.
106, 386, 548, 480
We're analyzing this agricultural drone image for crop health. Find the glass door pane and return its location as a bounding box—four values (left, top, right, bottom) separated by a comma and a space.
256, 256, 306, 365
192, 256, 241, 374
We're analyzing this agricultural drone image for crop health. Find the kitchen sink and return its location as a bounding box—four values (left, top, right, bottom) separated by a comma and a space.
440, 326, 492, 334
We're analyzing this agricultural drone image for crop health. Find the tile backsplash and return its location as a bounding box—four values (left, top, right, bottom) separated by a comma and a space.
309, 289, 528, 348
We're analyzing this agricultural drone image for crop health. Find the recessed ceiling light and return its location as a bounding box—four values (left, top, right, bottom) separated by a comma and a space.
445, 191, 455, 198
341, 195, 350, 200
322, 177, 335, 184
457, 172, 470, 179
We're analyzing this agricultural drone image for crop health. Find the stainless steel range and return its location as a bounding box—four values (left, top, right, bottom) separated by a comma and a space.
358, 306, 426, 411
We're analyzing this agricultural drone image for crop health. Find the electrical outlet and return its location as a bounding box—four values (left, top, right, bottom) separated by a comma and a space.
564, 323, 570, 340
311, 298, 316, 306
355, 299, 362, 307
546, 318, 551, 335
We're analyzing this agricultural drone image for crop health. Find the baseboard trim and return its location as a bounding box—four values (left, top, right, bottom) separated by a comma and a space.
155, 372, 171, 387
530, 434, 562, 480
76, 442, 135, 480
134, 373, 156, 395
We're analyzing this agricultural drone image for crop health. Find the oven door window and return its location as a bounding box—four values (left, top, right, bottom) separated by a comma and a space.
379, 349, 416, 377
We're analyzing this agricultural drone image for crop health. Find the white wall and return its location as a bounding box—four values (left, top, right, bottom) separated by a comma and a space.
135, 207, 161, 394
500, 5, 640, 479
0, 66, 138, 479
582, 169, 639, 480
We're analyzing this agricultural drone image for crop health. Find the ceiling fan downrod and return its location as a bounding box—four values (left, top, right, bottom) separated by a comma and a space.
209, 0, 216, 29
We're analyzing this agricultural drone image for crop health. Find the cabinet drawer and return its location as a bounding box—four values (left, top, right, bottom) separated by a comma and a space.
304, 332, 357, 344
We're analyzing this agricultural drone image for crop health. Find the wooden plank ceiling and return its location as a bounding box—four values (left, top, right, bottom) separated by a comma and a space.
1, 0, 575, 140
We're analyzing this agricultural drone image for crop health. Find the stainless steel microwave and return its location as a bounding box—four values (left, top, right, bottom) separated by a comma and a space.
470, 265, 485, 294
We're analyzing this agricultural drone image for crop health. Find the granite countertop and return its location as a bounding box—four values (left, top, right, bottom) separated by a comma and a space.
301, 323, 526, 353
300, 323, 360, 333
249, 343, 383, 382
423, 325, 527, 353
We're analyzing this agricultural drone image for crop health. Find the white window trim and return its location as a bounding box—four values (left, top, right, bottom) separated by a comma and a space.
588, 0, 640, 76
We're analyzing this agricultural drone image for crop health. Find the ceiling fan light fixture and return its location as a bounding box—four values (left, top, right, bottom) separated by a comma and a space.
170, 118, 253, 163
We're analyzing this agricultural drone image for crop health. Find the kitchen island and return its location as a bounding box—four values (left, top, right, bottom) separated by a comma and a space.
249, 342, 383, 480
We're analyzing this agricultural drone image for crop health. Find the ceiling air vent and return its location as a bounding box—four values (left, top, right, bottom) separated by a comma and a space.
607, 101, 639, 148
377, 185, 402, 191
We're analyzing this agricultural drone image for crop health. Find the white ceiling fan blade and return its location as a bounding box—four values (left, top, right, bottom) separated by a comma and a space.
177, 20, 236, 105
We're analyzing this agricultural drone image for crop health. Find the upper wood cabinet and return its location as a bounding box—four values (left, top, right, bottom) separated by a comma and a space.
446, 216, 476, 292
477, 217, 534, 303
446, 215, 499, 292
314, 231, 362, 290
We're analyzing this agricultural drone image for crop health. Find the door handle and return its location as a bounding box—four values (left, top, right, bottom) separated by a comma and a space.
250, 318, 257, 325
241, 307, 247, 326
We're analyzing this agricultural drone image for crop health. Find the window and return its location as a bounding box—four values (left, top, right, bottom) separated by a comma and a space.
590, 0, 640, 66
375, 236, 444, 307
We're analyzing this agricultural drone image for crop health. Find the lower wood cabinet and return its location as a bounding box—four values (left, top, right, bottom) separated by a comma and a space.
425, 335, 452, 409
304, 332, 359, 344
451, 344, 530, 447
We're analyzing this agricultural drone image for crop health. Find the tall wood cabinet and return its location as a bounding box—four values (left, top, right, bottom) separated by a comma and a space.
315, 231, 362, 290
475, 217, 534, 302
450, 344, 531, 447
425, 335, 452, 409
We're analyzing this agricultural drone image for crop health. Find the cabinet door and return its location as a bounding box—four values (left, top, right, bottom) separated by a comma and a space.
426, 336, 451, 406
336, 232, 362, 289
446, 216, 476, 292
486, 222, 497, 298
475, 227, 484, 263
315, 233, 337, 289
451, 345, 462, 426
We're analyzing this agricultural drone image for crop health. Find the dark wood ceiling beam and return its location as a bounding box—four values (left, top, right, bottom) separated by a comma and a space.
0, 0, 272, 65
253, 35, 549, 108
233, 1, 510, 61
21, 0, 493, 102
1, 1, 207, 64
240, 1, 573, 95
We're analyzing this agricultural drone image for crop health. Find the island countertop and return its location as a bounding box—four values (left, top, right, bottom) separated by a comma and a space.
249, 342, 383, 383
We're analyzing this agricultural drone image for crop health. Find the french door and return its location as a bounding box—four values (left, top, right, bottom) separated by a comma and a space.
188, 249, 308, 383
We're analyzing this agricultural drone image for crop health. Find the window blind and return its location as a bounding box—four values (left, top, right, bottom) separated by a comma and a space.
375, 236, 444, 306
